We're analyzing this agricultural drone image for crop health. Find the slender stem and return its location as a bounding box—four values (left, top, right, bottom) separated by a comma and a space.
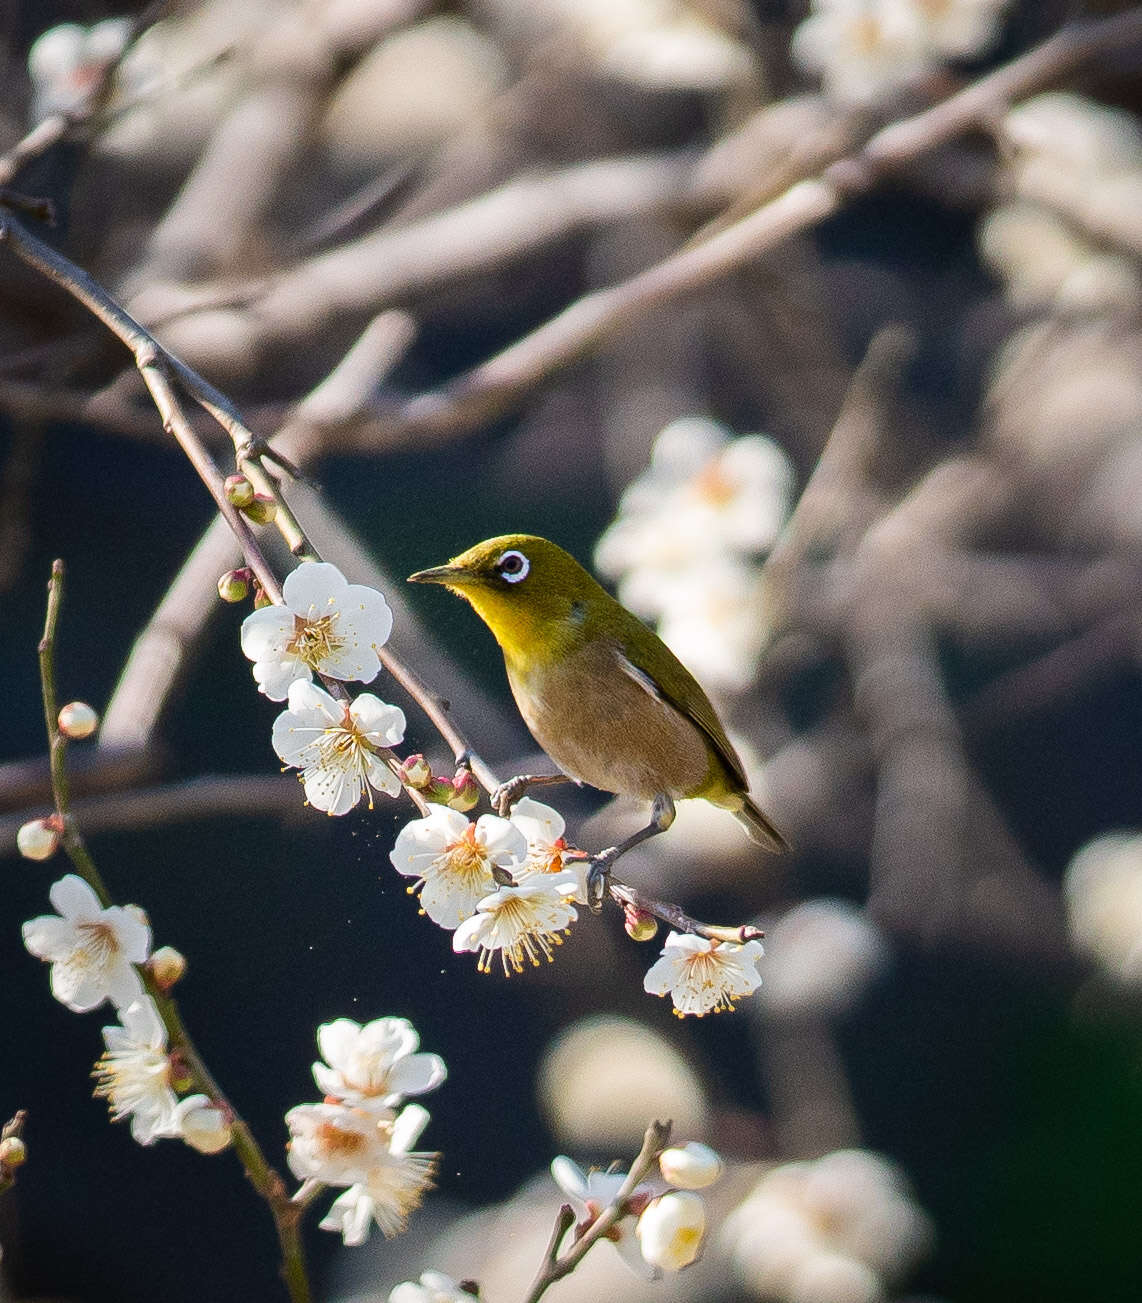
522, 1120, 672, 1303
36, 561, 311, 1303
609, 880, 764, 945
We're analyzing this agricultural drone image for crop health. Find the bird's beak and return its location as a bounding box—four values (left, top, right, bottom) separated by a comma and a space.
407, 564, 466, 586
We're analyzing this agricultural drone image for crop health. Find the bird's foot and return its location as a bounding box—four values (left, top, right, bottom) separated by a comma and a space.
492, 775, 531, 818
584, 847, 619, 913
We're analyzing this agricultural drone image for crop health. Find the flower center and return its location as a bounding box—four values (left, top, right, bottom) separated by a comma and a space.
316, 1119, 370, 1159
444, 826, 490, 884
683, 952, 738, 1013
288, 613, 343, 670
73, 920, 121, 973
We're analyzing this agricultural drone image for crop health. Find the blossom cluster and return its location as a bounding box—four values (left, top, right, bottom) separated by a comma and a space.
237, 559, 767, 1014
595, 417, 794, 693
793, 0, 1012, 106
286, 1017, 446, 1245
22, 875, 228, 1151
980, 94, 1142, 315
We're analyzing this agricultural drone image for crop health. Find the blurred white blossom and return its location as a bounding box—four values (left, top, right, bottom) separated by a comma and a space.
23, 875, 149, 1012
1064, 832, 1142, 984
636, 1189, 706, 1271
759, 899, 890, 1020
240, 561, 393, 701
643, 932, 764, 1017
272, 680, 405, 814
596, 418, 794, 693
982, 95, 1142, 315
390, 807, 528, 929
722, 1149, 933, 1302
313, 1016, 447, 1110
452, 872, 579, 974
389, 1271, 476, 1303
551, 1155, 652, 1275
792, 0, 1009, 106
92, 996, 179, 1145
27, 18, 132, 123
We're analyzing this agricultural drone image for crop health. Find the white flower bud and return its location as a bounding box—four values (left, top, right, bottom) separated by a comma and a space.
148, 945, 187, 991
659, 1141, 723, 1189
176, 1095, 232, 1154
16, 818, 58, 859
636, 1190, 706, 1271
17, 818, 59, 861
58, 700, 98, 739
0, 1136, 27, 1168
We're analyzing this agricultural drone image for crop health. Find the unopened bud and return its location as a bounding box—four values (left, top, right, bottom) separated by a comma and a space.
243, 493, 277, 525
423, 777, 455, 805
223, 474, 255, 509
217, 569, 251, 603
624, 906, 659, 942
447, 770, 480, 813
17, 818, 59, 861
58, 700, 98, 739
636, 1191, 706, 1271
398, 754, 433, 789
0, 1137, 27, 1169
253, 586, 274, 609
659, 1142, 723, 1189
148, 945, 187, 991
176, 1095, 232, 1154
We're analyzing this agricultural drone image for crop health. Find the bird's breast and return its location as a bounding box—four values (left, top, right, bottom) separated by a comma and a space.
505, 639, 714, 800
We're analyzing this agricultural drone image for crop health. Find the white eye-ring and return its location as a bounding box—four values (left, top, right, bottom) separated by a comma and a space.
496, 549, 530, 583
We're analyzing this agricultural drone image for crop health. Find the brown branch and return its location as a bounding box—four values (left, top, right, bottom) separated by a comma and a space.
361, 9, 1142, 447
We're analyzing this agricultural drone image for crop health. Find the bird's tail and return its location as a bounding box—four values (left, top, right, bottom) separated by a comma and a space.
733, 794, 790, 854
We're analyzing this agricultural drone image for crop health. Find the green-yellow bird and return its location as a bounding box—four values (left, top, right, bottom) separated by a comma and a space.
409, 534, 787, 899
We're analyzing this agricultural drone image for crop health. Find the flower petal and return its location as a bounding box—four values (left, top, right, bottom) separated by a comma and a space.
49, 873, 101, 922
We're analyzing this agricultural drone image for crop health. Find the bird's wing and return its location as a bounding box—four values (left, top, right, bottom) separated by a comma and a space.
615, 645, 749, 790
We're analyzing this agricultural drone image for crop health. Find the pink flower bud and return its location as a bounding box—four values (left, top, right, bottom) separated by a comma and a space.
0, 1137, 27, 1169
624, 906, 659, 942
447, 771, 480, 813
223, 474, 255, 508
148, 945, 187, 991
217, 569, 250, 603
398, 754, 433, 789
243, 493, 277, 525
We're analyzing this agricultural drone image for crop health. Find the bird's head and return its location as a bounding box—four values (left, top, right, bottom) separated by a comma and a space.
408, 534, 603, 659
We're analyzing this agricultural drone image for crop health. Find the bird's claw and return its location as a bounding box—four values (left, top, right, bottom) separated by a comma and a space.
492, 776, 529, 818
586, 849, 617, 913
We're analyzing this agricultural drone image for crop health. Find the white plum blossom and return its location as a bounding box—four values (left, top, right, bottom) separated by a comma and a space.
659, 1141, 723, 1189
240, 561, 393, 701
551, 1155, 653, 1276
637, 1190, 707, 1271
643, 932, 764, 1017
792, 0, 933, 106
390, 806, 528, 929
272, 679, 405, 814
792, 0, 1011, 106
16, 818, 59, 861
291, 1102, 437, 1242
313, 1017, 447, 1110
722, 1149, 933, 1303
389, 1272, 476, 1303
27, 18, 132, 123
596, 419, 793, 617
174, 1094, 233, 1154
509, 796, 589, 902
23, 874, 150, 1012
452, 872, 579, 975
92, 996, 179, 1145
595, 418, 793, 694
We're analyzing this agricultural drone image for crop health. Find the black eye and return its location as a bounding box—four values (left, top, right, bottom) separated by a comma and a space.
496, 550, 530, 583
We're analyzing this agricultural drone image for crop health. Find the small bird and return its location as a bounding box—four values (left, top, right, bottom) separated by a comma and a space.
409, 534, 787, 901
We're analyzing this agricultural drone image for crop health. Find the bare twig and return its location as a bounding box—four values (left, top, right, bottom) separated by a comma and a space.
363, 9, 1142, 446
522, 1120, 673, 1303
